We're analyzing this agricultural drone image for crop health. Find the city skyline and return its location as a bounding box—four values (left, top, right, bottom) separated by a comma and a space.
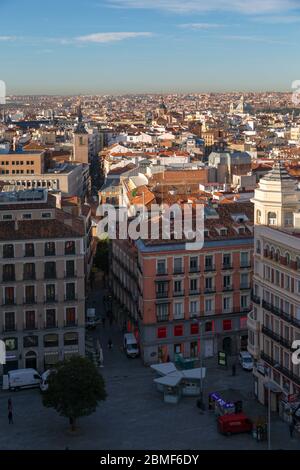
1, 0, 300, 94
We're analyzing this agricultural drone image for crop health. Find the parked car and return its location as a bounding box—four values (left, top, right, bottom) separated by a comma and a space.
218, 413, 253, 436
239, 351, 254, 371
3, 369, 41, 391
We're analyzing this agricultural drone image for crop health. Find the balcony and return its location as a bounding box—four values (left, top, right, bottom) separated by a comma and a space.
23, 273, 36, 281
24, 323, 37, 331
223, 285, 233, 292
2, 325, 16, 333
156, 291, 169, 299
240, 263, 252, 269
64, 320, 78, 328
240, 284, 251, 290
204, 265, 215, 272
65, 271, 76, 279
24, 297, 37, 305
262, 325, 291, 350
44, 272, 57, 280
173, 290, 185, 297
189, 266, 200, 273
173, 268, 184, 275
261, 352, 300, 387
156, 270, 168, 277
222, 263, 233, 270
262, 300, 300, 329
251, 292, 261, 304
64, 295, 77, 302
204, 287, 216, 294
2, 274, 15, 283
44, 297, 58, 304
3, 299, 15, 306
156, 314, 169, 323
189, 289, 200, 295
44, 321, 58, 329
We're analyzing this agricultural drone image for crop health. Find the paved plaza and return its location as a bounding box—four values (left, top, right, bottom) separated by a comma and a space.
0, 289, 299, 450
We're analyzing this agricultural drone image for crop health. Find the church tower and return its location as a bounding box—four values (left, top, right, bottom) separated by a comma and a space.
73, 104, 89, 164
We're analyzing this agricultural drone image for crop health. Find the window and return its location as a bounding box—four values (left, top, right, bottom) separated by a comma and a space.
157, 259, 166, 275
190, 300, 199, 316
174, 302, 184, 319
223, 254, 231, 268
205, 321, 214, 332
157, 327, 167, 339
66, 283, 76, 301
240, 252, 249, 267
65, 241, 75, 255
174, 257, 183, 274
3, 244, 14, 259
268, 212, 277, 226
190, 256, 199, 272
241, 294, 249, 310
46, 284, 56, 302
205, 256, 214, 270
4, 312, 15, 332
46, 309, 56, 328
3, 214, 12, 220
240, 316, 248, 329
190, 278, 198, 292
284, 212, 293, 227
174, 325, 183, 337
223, 297, 231, 312
23, 263, 35, 280
45, 242, 55, 256
256, 210, 261, 224
205, 277, 213, 291
25, 285, 35, 304
44, 334, 59, 348
174, 280, 182, 294
223, 319, 232, 331
223, 275, 231, 289
45, 261, 56, 279
156, 281, 168, 298
22, 213, 32, 220
66, 260, 75, 278
64, 332, 78, 346
4, 287, 14, 305
23, 336, 38, 348
65, 307, 76, 326
3, 264, 15, 282
42, 212, 51, 219
205, 298, 214, 314
25, 311, 36, 329
156, 303, 169, 321
240, 273, 249, 289
25, 243, 35, 257
191, 323, 199, 335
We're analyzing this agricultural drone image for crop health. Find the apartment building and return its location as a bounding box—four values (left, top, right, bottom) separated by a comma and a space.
248, 162, 300, 412
0, 189, 88, 375
111, 202, 254, 364
0, 150, 45, 176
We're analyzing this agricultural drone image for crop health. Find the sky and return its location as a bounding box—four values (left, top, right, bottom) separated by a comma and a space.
0, 0, 300, 94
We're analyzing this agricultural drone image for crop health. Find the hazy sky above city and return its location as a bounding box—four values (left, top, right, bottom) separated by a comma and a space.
1, 0, 300, 94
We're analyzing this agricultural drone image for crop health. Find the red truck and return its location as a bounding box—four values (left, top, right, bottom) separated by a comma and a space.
218, 413, 253, 436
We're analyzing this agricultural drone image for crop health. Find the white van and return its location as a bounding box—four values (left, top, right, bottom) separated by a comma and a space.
4, 369, 41, 391
123, 333, 139, 358
239, 351, 254, 371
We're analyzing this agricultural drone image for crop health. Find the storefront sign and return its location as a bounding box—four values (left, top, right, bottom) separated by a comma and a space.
218, 351, 227, 367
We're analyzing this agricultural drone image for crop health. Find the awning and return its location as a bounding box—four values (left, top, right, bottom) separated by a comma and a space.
151, 362, 178, 376
154, 371, 182, 387
182, 368, 206, 380
264, 381, 282, 393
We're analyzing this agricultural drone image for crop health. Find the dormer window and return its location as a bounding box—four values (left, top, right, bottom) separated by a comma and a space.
268, 212, 277, 226
220, 228, 228, 236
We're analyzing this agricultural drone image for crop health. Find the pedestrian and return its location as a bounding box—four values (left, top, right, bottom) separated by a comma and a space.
108, 338, 113, 349
8, 409, 13, 424
289, 422, 294, 438
8, 398, 12, 412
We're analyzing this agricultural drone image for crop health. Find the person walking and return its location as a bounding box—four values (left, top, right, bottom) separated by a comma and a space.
8, 399, 13, 425
289, 422, 295, 438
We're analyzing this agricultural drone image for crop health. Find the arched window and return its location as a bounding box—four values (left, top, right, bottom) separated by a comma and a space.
275, 249, 281, 262
256, 210, 262, 224
268, 212, 277, 226
64, 332, 78, 346
285, 252, 291, 265
270, 246, 275, 259
264, 244, 270, 257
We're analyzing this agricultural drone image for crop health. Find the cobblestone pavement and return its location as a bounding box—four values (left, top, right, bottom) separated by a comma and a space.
0, 288, 299, 450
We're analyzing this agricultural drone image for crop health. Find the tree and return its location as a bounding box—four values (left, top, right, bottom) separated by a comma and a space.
42, 356, 106, 431
93, 240, 109, 274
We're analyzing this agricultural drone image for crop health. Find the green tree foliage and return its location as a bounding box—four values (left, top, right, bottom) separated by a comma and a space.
42, 356, 107, 431
93, 240, 109, 273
